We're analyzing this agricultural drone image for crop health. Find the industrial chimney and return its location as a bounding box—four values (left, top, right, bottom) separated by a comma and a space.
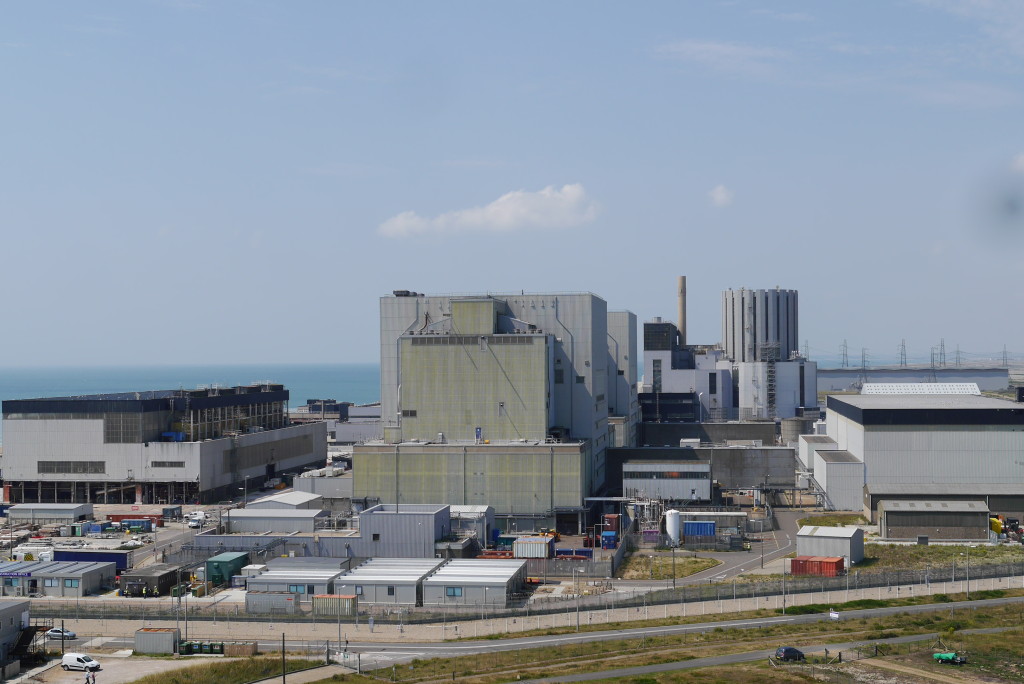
677, 276, 687, 347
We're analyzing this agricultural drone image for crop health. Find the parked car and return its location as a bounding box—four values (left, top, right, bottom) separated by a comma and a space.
46, 628, 76, 640
775, 646, 805, 662
61, 653, 100, 671
187, 518, 203, 529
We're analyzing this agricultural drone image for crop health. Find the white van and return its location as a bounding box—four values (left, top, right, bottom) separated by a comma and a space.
61, 653, 100, 671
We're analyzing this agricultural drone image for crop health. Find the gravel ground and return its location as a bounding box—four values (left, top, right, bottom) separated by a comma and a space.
26, 653, 238, 684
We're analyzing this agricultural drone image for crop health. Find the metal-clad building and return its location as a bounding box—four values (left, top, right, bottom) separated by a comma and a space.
621, 460, 712, 501
335, 558, 444, 606
797, 435, 838, 472
0, 560, 116, 597
224, 509, 330, 534
245, 560, 345, 600
0, 385, 326, 505
7, 503, 93, 525
293, 473, 353, 499
866, 483, 1024, 520
721, 287, 798, 363
812, 451, 864, 511
0, 600, 30, 667
879, 500, 989, 541
421, 559, 527, 607
358, 504, 447, 558
449, 506, 494, 546
247, 491, 324, 510
795, 526, 864, 564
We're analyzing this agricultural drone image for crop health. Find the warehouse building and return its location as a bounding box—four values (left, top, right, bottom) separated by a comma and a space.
879, 500, 990, 541
247, 491, 324, 510
795, 526, 865, 564
621, 461, 712, 502
0, 560, 116, 597
223, 509, 331, 534
1, 384, 327, 504
606, 445, 796, 495
421, 559, 527, 607
0, 600, 30, 670
335, 558, 445, 606
818, 390, 1024, 518
6, 503, 93, 526
797, 435, 838, 472
358, 290, 638, 532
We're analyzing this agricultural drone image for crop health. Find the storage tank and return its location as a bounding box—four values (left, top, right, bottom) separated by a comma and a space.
781, 418, 815, 444
665, 510, 681, 546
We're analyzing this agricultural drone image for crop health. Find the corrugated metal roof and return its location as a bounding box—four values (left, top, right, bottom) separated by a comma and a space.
861, 383, 980, 395
831, 394, 1016, 410
818, 451, 861, 463
0, 560, 114, 575
249, 491, 323, 506
879, 500, 988, 513
801, 435, 837, 444
9, 503, 91, 511
867, 483, 1023, 495
339, 558, 444, 583
423, 559, 526, 585
225, 509, 328, 519
797, 526, 862, 538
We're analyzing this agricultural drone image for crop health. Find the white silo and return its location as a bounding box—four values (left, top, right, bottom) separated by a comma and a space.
665, 509, 681, 546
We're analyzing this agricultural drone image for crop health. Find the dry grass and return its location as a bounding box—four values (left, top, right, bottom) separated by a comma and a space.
618, 552, 720, 580
859, 542, 1024, 571
797, 513, 868, 528
126, 657, 321, 684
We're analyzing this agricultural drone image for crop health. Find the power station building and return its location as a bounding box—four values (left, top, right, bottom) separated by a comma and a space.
354, 290, 638, 533
1, 385, 327, 504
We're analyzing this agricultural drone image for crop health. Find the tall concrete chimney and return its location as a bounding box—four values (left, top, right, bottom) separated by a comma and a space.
677, 275, 687, 347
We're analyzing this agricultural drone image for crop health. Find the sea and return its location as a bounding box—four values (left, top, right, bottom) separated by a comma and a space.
0, 363, 380, 444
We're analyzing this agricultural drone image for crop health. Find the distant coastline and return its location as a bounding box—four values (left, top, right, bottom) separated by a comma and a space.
0, 362, 381, 444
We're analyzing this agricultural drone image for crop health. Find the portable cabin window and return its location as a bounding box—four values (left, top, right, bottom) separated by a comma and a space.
354, 585, 363, 596
387, 585, 395, 596
445, 586, 463, 597
288, 584, 306, 594
63, 579, 80, 588
44, 578, 59, 587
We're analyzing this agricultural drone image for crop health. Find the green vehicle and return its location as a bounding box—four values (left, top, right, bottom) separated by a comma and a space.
933, 652, 966, 665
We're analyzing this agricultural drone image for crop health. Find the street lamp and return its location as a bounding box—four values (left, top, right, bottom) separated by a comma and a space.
240, 476, 250, 509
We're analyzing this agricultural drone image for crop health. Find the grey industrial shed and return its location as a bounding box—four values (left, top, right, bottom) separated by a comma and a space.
224, 508, 330, 533
335, 558, 444, 606
795, 526, 865, 564
0, 600, 29, 667
421, 559, 527, 607
245, 557, 346, 600
7, 503, 93, 526
246, 491, 324, 510
0, 560, 116, 597
879, 500, 989, 541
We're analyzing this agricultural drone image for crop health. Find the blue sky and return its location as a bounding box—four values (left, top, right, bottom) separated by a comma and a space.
3, 1, 1023, 367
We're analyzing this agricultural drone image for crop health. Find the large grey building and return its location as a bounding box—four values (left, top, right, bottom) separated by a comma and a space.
357, 290, 637, 532
1, 384, 327, 504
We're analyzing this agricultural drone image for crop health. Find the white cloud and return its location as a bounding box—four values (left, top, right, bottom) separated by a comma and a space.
658, 40, 787, 76
1012, 153, 1024, 173
378, 184, 598, 238
709, 185, 734, 208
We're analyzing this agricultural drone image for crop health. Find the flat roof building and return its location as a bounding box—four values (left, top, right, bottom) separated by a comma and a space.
0, 560, 116, 598
796, 526, 865, 564
223, 509, 331, 534
1, 384, 326, 505
878, 500, 990, 541
335, 558, 445, 606
421, 559, 527, 607
247, 491, 324, 510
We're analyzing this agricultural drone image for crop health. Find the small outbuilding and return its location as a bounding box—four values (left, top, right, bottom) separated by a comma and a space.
335, 558, 444, 606
0, 560, 115, 597
7, 503, 93, 526
879, 500, 989, 541
796, 526, 865, 564
421, 559, 527, 607
223, 508, 330, 533
245, 557, 346, 600
246, 491, 324, 511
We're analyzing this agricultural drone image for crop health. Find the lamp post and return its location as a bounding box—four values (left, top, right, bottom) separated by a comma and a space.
671, 545, 677, 589
241, 476, 250, 508
572, 568, 580, 632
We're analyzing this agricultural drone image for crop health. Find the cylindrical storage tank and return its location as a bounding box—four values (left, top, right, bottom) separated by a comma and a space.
781, 418, 814, 444
603, 514, 620, 533
513, 536, 552, 559
245, 591, 298, 615
134, 628, 180, 655
683, 521, 716, 538
665, 510, 681, 546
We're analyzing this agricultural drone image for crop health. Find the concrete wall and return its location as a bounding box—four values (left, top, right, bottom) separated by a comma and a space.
293, 476, 353, 499
0, 601, 29, 666
639, 422, 776, 448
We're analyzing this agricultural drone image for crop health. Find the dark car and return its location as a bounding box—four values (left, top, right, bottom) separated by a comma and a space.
775, 646, 805, 662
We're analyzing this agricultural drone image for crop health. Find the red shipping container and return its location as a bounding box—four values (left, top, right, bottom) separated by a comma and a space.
603, 514, 620, 533
790, 556, 844, 577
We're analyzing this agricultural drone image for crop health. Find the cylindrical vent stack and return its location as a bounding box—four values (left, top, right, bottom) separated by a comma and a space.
677, 276, 687, 347
721, 287, 799, 363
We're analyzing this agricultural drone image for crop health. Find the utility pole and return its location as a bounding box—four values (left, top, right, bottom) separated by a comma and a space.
939, 339, 947, 367
282, 632, 286, 683
840, 340, 848, 368
899, 339, 907, 367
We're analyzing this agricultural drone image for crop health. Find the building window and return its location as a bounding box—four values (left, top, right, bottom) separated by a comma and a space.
44, 578, 58, 587
554, 369, 564, 384
401, 410, 417, 418
38, 461, 105, 474
354, 585, 363, 596
151, 461, 185, 468
63, 579, 80, 588
576, 376, 585, 384
617, 369, 625, 376
708, 373, 717, 395
372, 533, 380, 542
387, 586, 395, 596
2, 579, 18, 587
652, 359, 662, 393
445, 586, 463, 597
288, 584, 306, 594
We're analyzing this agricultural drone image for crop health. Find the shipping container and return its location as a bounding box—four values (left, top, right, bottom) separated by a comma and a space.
312, 594, 358, 617
683, 521, 716, 538
601, 538, 617, 550
790, 556, 845, 577
245, 590, 299, 615
513, 536, 553, 559
107, 513, 164, 528
495, 535, 517, 550
53, 549, 134, 573
121, 564, 182, 597
134, 627, 180, 655
206, 552, 250, 587
573, 548, 594, 559
603, 514, 620, 533
162, 506, 183, 520
601, 530, 618, 541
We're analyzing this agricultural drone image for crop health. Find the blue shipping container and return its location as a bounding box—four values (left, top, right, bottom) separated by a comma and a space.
683, 521, 716, 537
573, 548, 594, 558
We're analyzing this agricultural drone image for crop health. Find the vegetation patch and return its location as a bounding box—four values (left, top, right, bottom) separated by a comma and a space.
619, 553, 720, 580
126, 657, 322, 684
797, 513, 868, 528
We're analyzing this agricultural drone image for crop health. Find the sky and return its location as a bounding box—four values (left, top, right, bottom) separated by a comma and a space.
3, 1, 1024, 367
